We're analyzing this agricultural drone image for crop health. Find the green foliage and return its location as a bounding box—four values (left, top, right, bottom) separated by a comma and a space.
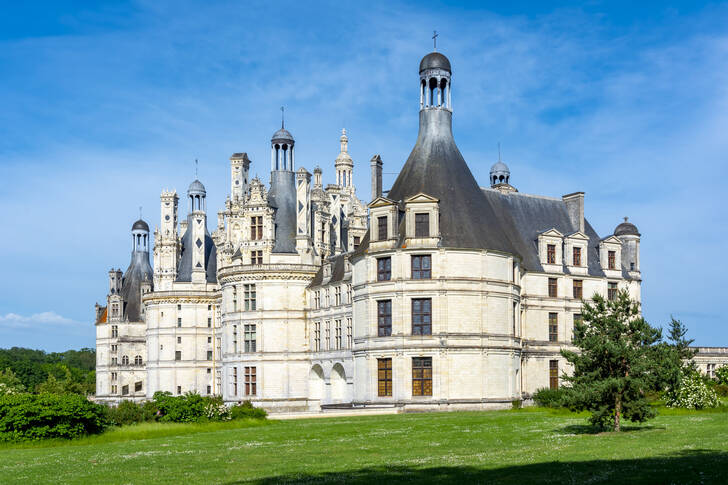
656, 317, 697, 400
105, 400, 159, 426
532, 388, 566, 408
561, 291, 664, 431
0, 369, 26, 396
230, 400, 267, 420
715, 365, 728, 386
666, 373, 719, 409
152, 392, 238, 423
0, 393, 107, 442
0, 347, 95, 395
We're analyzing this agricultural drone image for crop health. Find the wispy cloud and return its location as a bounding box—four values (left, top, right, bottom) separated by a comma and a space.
0, 312, 84, 329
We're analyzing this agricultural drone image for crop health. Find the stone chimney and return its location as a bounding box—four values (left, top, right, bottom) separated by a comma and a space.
370, 155, 383, 200
562, 192, 585, 233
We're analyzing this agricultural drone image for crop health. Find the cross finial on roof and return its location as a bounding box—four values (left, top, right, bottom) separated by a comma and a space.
498, 142, 501, 162
624, 216, 629, 222
433, 30, 438, 51
281, 106, 285, 129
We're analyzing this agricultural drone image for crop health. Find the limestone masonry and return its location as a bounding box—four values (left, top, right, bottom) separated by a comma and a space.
94, 49, 726, 411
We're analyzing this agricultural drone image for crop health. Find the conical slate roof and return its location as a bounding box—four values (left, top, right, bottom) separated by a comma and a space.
387, 109, 517, 253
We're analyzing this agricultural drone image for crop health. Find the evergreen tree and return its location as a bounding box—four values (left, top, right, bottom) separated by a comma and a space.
661, 317, 697, 399
561, 291, 663, 431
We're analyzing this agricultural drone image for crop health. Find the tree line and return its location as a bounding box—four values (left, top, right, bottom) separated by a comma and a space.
0, 347, 95, 395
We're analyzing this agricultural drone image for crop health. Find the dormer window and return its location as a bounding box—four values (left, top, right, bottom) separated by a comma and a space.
547, 244, 556, 264
250, 216, 263, 240
415, 213, 430, 237
377, 216, 388, 240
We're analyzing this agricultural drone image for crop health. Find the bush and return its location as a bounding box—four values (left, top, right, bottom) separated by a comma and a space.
713, 384, 728, 398
105, 400, 159, 426
666, 374, 719, 409
0, 393, 107, 442
152, 392, 234, 423
230, 400, 267, 420
532, 387, 567, 408
715, 365, 728, 386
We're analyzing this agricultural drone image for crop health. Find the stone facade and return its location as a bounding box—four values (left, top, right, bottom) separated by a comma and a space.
94, 49, 728, 410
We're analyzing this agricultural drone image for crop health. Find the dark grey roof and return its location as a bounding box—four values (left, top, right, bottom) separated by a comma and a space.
268, 171, 297, 253
188, 179, 206, 195
386, 109, 518, 253
420, 52, 451, 73
120, 250, 153, 322
272, 128, 294, 143
480, 189, 606, 277
309, 254, 348, 288
175, 214, 217, 283
614, 219, 640, 237
132, 219, 149, 232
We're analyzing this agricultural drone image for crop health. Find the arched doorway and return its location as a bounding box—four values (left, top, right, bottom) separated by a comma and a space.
308, 365, 325, 405
330, 363, 347, 403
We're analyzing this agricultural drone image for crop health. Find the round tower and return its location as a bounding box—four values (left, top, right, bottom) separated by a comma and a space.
420, 52, 451, 111
131, 219, 150, 253
188, 179, 206, 213
490, 161, 510, 186
268, 120, 297, 253
614, 217, 641, 273
271, 124, 295, 172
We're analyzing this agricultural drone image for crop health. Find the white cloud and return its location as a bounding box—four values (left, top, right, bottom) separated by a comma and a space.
0, 312, 84, 328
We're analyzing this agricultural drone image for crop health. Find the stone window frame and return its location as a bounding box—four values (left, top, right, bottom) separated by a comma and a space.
377, 358, 393, 397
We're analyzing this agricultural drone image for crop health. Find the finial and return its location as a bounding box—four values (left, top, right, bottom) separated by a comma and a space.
624, 216, 629, 222
139, 206, 142, 220
433, 30, 438, 51
498, 142, 501, 162
281, 106, 285, 129
195, 158, 198, 178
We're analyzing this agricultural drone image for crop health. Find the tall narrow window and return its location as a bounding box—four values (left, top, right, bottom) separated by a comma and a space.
573, 280, 583, 299
378, 358, 393, 397
377, 300, 392, 336
548, 313, 558, 342
251, 250, 263, 265
175, 351, 181, 361
314, 322, 321, 351
412, 298, 432, 335
233, 367, 238, 396
608, 282, 618, 301
377, 257, 391, 281
377, 216, 388, 240
335, 320, 342, 350
233, 286, 238, 312
573, 313, 583, 342
548, 278, 558, 298
346, 318, 352, 348
346, 284, 352, 304
233, 325, 238, 353
122, 355, 129, 365
608, 250, 616, 270
244, 284, 257, 311
177, 318, 182, 328
207, 350, 213, 361
412, 357, 433, 396
111, 325, 118, 338
325, 321, 331, 350
244, 366, 256, 396
250, 216, 263, 240
244, 324, 256, 352
411, 255, 431, 279
415, 213, 430, 237
573, 247, 582, 266
134, 355, 143, 365
335, 286, 341, 306
547, 244, 556, 264
549, 360, 559, 389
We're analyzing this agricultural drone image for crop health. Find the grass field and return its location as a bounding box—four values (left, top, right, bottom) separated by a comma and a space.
2, 407, 728, 484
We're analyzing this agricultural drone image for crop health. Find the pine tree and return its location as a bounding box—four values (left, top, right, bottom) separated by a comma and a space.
561, 291, 663, 431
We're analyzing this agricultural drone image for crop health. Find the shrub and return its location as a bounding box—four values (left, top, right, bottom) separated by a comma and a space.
666, 374, 719, 409
715, 365, 728, 386
532, 387, 566, 408
713, 384, 728, 398
0, 393, 107, 442
230, 400, 267, 420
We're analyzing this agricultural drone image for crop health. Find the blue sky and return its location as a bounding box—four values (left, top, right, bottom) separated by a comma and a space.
1, 1, 727, 351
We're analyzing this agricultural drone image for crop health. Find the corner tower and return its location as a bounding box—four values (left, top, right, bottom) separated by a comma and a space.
268, 121, 297, 253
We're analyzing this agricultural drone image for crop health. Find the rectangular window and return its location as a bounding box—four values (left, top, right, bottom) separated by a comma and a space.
547, 244, 556, 264
111, 344, 117, 353
411, 255, 431, 279
608, 282, 618, 301
377, 216, 388, 241
111, 372, 117, 381
377, 300, 392, 336
111, 325, 118, 338
233, 286, 238, 312
233, 324, 238, 353
207, 336, 212, 344
244, 324, 257, 353
206, 385, 211, 395
122, 385, 129, 395
549, 313, 558, 342
207, 350, 213, 361
325, 289, 330, 307
707, 363, 717, 378
207, 317, 212, 328
573, 247, 582, 266
111, 357, 117, 365
244, 366, 257, 396
251, 216, 263, 240
207, 368, 211, 374
244, 284, 257, 311
347, 284, 352, 304
314, 291, 320, 309
134, 381, 142, 392
111, 385, 117, 394
346, 318, 352, 348
412, 357, 433, 396
251, 250, 263, 265
573, 313, 583, 341
233, 367, 238, 396
325, 321, 331, 350
548, 278, 558, 298
335, 320, 342, 350
415, 213, 430, 237
573, 279, 583, 299
175, 350, 182, 361
335, 286, 341, 306
377, 358, 393, 397
177, 336, 182, 344
377, 257, 391, 281
353, 236, 361, 250
177, 318, 182, 328
549, 360, 559, 389
208, 305, 212, 311
608, 250, 616, 270
412, 298, 432, 335
314, 322, 321, 351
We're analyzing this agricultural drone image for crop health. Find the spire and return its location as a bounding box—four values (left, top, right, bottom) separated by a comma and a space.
281, 106, 285, 129
432, 30, 438, 51
340, 128, 349, 153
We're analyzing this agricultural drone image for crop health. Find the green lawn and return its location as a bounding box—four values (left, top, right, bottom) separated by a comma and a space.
2, 408, 728, 484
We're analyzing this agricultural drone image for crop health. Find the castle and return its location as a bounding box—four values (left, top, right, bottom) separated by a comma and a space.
94, 48, 696, 412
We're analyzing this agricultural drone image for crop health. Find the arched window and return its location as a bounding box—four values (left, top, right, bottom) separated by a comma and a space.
134, 355, 143, 365
122, 355, 129, 365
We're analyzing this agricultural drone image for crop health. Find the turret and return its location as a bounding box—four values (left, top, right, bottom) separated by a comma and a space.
120, 219, 154, 322
155, 190, 179, 290
268, 120, 297, 253
335, 129, 354, 189
230, 152, 251, 201
615, 217, 641, 275
188, 180, 208, 283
